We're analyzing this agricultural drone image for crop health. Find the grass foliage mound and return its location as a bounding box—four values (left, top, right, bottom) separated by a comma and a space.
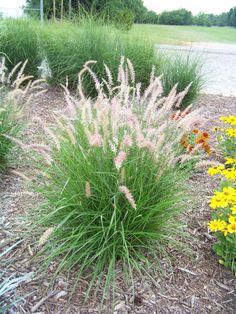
18, 61, 201, 301
0, 59, 44, 171
0, 19, 40, 77
160, 54, 204, 109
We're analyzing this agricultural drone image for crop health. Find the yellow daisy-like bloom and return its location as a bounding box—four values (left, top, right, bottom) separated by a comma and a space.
226, 128, 236, 137
209, 195, 229, 209
212, 127, 224, 132
221, 168, 236, 181
219, 116, 236, 125
228, 215, 236, 224
208, 219, 226, 232
219, 187, 236, 204
221, 225, 229, 236
231, 206, 236, 214
207, 165, 224, 176
225, 157, 236, 165
227, 222, 236, 233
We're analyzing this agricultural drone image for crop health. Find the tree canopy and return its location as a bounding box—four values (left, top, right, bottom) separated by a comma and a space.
24, 1, 236, 28
25, 0, 153, 23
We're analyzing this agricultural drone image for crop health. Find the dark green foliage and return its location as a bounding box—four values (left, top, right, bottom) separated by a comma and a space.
228, 7, 236, 27
113, 9, 134, 31
25, 0, 152, 24
143, 10, 159, 24
159, 9, 193, 26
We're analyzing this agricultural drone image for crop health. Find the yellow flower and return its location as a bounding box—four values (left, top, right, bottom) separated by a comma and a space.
208, 219, 226, 232
227, 222, 236, 233
226, 128, 236, 137
207, 165, 224, 176
221, 168, 236, 181
228, 215, 236, 224
212, 127, 224, 132
219, 187, 236, 204
209, 195, 229, 209
225, 157, 236, 165
221, 225, 229, 236
219, 116, 236, 125
231, 206, 236, 214
219, 116, 228, 122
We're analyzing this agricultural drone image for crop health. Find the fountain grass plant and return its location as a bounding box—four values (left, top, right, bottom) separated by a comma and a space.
0, 17, 204, 104
160, 54, 204, 109
0, 18, 41, 78
38, 18, 159, 94
0, 59, 45, 170
12, 59, 202, 304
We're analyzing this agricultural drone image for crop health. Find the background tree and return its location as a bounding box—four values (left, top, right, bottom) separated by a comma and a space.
228, 7, 236, 27
24, 0, 151, 23
159, 9, 193, 25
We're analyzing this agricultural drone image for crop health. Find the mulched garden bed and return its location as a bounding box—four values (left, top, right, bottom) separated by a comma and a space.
0, 91, 236, 313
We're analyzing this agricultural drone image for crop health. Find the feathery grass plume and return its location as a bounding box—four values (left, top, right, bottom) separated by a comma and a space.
11, 170, 31, 181
19, 60, 201, 306
85, 181, 92, 198
114, 151, 127, 171
119, 185, 137, 209
33, 117, 60, 150
120, 168, 125, 184
88, 133, 104, 147
122, 135, 133, 148
38, 227, 55, 247
0, 59, 45, 170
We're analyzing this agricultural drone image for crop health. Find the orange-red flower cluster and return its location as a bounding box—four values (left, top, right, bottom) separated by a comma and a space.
180, 129, 211, 154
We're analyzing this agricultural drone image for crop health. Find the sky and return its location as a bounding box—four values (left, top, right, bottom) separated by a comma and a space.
0, 0, 26, 16
0, 0, 235, 16
144, 0, 236, 15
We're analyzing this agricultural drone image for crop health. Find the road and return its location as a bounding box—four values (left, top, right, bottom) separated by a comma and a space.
158, 43, 236, 96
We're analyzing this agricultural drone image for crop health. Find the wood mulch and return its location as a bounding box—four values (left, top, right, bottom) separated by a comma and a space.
0, 91, 236, 313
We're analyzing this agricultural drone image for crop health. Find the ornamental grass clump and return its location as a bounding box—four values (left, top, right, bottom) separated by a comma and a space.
160, 54, 204, 109
38, 18, 158, 93
0, 58, 43, 170
0, 18, 41, 77
18, 59, 201, 302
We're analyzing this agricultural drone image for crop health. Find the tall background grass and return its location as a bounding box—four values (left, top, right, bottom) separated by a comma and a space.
0, 17, 204, 102
0, 19, 41, 77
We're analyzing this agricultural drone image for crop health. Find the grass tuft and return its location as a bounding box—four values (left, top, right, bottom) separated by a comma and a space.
0, 19, 41, 77
17, 60, 201, 303
160, 54, 204, 109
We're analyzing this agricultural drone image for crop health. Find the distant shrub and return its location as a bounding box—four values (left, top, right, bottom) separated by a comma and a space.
113, 9, 134, 31
17, 61, 201, 303
160, 54, 204, 109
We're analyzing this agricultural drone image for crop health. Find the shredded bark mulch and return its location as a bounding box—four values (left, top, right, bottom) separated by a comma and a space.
0, 91, 236, 313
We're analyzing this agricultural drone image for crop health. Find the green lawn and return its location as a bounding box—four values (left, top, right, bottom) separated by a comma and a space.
130, 24, 236, 45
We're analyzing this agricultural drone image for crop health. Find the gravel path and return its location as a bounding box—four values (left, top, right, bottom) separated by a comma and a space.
0, 91, 236, 313
158, 43, 236, 96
